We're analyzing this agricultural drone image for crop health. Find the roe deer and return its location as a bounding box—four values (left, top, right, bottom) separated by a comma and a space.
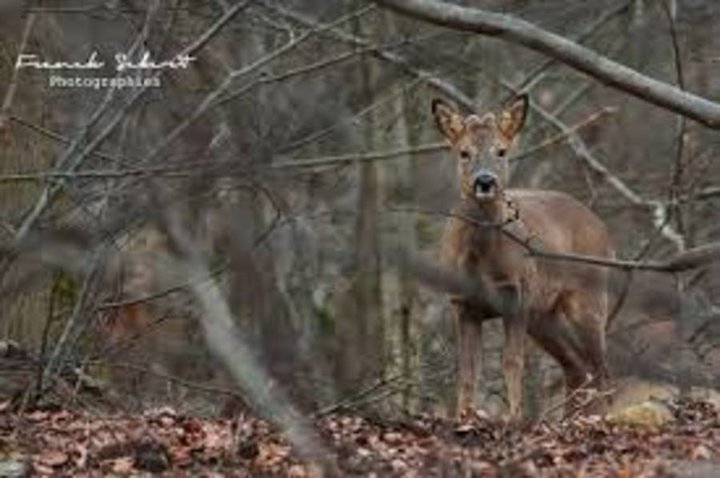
432, 94, 613, 420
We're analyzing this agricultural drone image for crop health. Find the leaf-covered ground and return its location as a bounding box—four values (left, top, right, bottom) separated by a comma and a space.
0, 400, 718, 476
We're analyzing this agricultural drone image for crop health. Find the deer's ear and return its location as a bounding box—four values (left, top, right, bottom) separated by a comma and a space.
497, 93, 528, 143
432, 98, 464, 143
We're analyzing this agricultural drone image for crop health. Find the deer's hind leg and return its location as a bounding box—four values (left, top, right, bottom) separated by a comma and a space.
529, 316, 588, 414
562, 292, 609, 398
531, 291, 609, 415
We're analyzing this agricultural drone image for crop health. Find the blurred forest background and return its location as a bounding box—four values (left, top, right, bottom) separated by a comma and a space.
0, 0, 718, 421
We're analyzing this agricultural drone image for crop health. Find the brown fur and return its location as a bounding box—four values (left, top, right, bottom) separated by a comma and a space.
433, 96, 613, 419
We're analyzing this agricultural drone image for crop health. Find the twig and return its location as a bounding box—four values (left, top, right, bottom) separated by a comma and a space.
14, 88, 147, 240
265, 2, 475, 110
177, 0, 253, 58
7, 115, 129, 164
274, 143, 447, 169
141, 4, 376, 166
0, 10, 36, 131
25, 5, 205, 14
38, 255, 101, 397
217, 34, 435, 108
0, 165, 216, 183
96, 262, 229, 311
536, 374, 596, 423
314, 374, 405, 417
512, 0, 632, 95
562, 387, 616, 422
275, 105, 616, 169
393, 206, 720, 273
35, 274, 63, 400
96, 361, 248, 401
510, 106, 618, 162
511, 232, 720, 273
661, 0, 689, 252
281, 76, 425, 154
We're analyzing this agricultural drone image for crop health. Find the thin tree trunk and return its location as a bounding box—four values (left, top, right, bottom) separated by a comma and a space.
334, 8, 385, 398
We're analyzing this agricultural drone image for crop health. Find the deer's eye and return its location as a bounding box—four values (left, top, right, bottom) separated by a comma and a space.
496, 148, 507, 158
459, 150, 470, 161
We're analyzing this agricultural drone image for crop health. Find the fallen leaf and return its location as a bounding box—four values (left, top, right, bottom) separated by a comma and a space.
36, 450, 68, 467
111, 457, 135, 473
26, 411, 49, 422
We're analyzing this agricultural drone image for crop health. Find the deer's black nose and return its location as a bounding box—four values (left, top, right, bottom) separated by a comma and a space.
473, 171, 497, 193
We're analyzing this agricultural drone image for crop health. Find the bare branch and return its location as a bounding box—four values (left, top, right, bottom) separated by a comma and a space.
661, 0, 689, 251
0, 10, 36, 131
498, 78, 686, 251
141, 4, 375, 165
396, 207, 720, 274
265, 2, 475, 108
373, 0, 720, 128
177, 0, 252, 57
510, 106, 618, 162
7, 115, 126, 164
160, 208, 338, 474
270, 3, 687, 251
507, 225, 720, 274
513, 1, 632, 94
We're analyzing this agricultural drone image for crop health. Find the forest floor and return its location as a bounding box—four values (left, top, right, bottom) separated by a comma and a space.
0, 399, 718, 477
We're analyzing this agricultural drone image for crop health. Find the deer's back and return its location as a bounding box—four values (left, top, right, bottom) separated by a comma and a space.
509, 189, 612, 259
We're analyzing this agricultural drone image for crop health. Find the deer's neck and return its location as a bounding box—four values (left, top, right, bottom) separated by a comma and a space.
459, 195, 506, 226
453, 196, 506, 262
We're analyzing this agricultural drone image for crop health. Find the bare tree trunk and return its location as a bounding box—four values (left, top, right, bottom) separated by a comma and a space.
214, 24, 315, 408
386, 14, 419, 412
335, 8, 385, 398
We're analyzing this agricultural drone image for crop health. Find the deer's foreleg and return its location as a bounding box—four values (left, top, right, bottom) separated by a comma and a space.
500, 285, 527, 421
453, 301, 483, 419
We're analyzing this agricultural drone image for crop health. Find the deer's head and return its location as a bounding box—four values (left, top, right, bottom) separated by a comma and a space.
432, 94, 528, 202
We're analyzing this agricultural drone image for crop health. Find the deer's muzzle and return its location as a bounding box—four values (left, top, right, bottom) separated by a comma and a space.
472, 170, 498, 198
